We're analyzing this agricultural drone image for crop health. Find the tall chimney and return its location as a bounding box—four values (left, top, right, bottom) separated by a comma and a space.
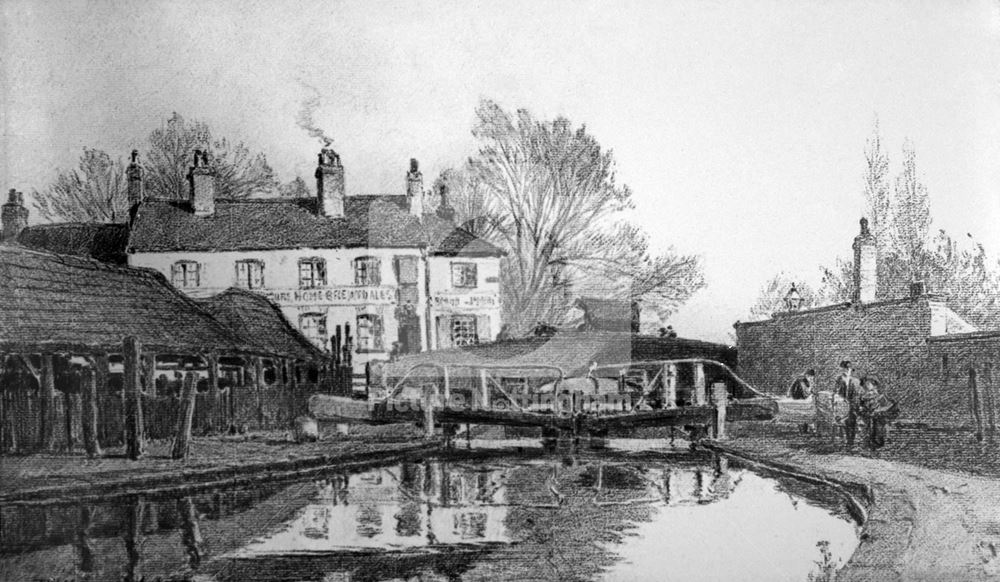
2, 189, 28, 242
315, 148, 344, 218
188, 150, 216, 217
127, 149, 144, 207
406, 158, 423, 217
852, 217, 877, 303
436, 183, 455, 221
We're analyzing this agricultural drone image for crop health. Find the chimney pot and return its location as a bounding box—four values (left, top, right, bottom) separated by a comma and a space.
2, 189, 29, 242
852, 217, 877, 304
315, 148, 345, 217
188, 151, 216, 217
406, 158, 423, 217
127, 150, 144, 207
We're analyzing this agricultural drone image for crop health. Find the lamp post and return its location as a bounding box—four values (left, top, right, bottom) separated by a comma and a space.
784, 284, 804, 311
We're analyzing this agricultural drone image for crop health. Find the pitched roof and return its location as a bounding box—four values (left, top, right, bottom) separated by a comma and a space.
17, 222, 129, 264
0, 245, 255, 354
197, 288, 327, 361
127, 196, 505, 256
385, 331, 736, 378
575, 296, 637, 331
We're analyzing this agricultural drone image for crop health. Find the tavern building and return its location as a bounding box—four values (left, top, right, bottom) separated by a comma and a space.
9, 148, 505, 374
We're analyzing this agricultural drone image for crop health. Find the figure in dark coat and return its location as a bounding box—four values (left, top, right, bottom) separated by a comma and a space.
835, 360, 863, 448
789, 369, 816, 400
859, 377, 898, 450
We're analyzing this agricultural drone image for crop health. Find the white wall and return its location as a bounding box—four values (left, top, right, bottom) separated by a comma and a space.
426, 256, 502, 348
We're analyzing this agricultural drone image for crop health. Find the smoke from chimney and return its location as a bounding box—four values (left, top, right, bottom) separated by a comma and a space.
296, 85, 334, 147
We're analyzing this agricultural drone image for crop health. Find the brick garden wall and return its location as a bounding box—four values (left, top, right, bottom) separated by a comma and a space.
735, 296, 1000, 427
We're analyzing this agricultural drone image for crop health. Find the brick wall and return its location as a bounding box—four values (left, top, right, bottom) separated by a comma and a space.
736, 298, 1000, 428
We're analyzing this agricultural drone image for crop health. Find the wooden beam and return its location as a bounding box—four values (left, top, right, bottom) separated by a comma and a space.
63, 379, 78, 452
79, 364, 102, 458
171, 370, 198, 460
693, 362, 706, 406
712, 382, 728, 440
254, 357, 265, 429
0, 354, 15, 453
39, 354, 57, 452
122, 337, 146, 460
662, 363, 677, 409
206, 353, 221, 433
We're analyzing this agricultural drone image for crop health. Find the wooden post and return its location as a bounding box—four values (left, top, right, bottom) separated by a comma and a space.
172, 371, 198, 459
206, 353, 220, 433
663, 363, 677, 408
80, 364, 102, 458
478, 369, 490, 409
177, 496, 204, 570
442, 367, 451, 405
63, 373, 78, 452
39, 354, 57, 451
254, 357, 265, 429
141, 353, 157, 396
423, 384, 436, 439
0, 355, 17, 453
122, 337, 146, 460
122, 496, 145, 582
76, 504, 96, 573
970, 367, 984, 442
693, 362, 706, 406
712, 382, 728, 440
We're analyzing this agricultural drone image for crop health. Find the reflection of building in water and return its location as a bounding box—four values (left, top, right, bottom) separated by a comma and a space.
648, 459, 740, 506
236, 462, 511, 555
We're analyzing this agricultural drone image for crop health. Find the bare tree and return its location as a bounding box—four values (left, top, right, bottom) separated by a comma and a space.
32, 148, 129, 223
277, 176, 311, 198
760, 127, 1000, 329
447, 100, 705, 333
145, 112, 279, 199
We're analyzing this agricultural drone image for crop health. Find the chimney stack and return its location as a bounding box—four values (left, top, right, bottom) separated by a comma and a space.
188, 150, 216, 217
127, 149, 144, 207
315, 148, 345, 218
406, 158, 423, 217
852, 217, 877, 304
909, 281, 927, 298
436, 183, 455, 221
2, 189, 28, 242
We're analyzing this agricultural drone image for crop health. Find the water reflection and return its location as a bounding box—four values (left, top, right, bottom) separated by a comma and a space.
0, 449, 858, 582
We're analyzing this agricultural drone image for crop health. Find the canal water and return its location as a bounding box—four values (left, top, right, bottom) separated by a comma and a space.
0, 440, 859, 582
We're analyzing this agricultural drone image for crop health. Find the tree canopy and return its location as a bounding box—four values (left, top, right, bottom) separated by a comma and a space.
33, 113, 279, 222
442, 100, 705, 334
750, 123, 1000, 329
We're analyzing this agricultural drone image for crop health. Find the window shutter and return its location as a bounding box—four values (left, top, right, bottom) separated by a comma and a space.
476, 315, 490, 344
436, 316, 452, 350
171, 262, 180, 285
195, 263, 201, 287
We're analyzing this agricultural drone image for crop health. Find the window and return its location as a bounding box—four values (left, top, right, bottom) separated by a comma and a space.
298, 258, 327, 289
451, 262, 478, 288
357, 314, 385, 351
299, 313, 327, 347
171, 261, 200, 288
450, 315, 479, 346
235, 259, 264, 289
354, 256, 381, 286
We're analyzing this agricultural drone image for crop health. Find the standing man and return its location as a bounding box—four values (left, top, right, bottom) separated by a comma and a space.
835, 360, 862, 449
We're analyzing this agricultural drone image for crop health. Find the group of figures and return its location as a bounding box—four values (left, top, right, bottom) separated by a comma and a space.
788, 361, 900, 451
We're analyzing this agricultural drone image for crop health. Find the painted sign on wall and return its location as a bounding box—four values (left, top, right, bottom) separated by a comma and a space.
262, 287, 397, 306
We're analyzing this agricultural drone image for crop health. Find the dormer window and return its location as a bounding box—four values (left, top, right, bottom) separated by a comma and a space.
235, 259, 264, 289
354, 256, 381, 286
171, 261, 200, 288
298, 258, 326, 289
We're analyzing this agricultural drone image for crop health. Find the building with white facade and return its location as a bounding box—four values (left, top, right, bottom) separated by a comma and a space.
126, 150, 504, 369
10, 148, 504, 375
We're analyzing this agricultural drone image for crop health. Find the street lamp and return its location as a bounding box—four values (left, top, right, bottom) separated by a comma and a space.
784, 284, 804, 311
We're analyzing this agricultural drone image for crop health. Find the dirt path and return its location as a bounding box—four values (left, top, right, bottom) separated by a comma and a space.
714, 436, 1000, 581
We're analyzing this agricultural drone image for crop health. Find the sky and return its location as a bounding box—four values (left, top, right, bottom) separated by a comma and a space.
3, 0, 999, 343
